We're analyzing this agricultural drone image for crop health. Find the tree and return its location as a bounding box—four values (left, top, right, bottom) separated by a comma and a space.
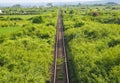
47, 3, 53, 7
12, 4, 21, 8
106, 2, 118, 5
78, 3, 81, 6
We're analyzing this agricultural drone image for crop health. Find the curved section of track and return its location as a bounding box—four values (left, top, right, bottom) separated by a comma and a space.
52, 10, 69, 83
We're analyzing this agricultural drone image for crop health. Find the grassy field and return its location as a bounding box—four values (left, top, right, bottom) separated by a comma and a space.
0, 27, 21, 35
63, 5, 120, 83
0, 4, 120, 83
0, 8, 57, 83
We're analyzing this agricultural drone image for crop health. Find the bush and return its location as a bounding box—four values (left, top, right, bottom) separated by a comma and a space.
69, 10, 74, 14
74, 22, 85, 28
9, 17, 23, 21
0, 56, 8, 66
32, 16, 43, 24
92, 12, 99, 17
108, 39, 120, 47
0, 36, 4, 43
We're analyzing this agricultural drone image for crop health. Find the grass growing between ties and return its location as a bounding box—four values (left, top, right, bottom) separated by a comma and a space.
57, 58, 65, 80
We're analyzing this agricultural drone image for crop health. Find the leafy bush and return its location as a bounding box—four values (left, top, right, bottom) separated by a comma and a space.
0, 36, 4, 43
92, 12, 99, 16
108, 39, 120, 47
10, 17, 23, 20
32, 16, 43, 24
69, 10, 74, 14
74, 22, 85, 28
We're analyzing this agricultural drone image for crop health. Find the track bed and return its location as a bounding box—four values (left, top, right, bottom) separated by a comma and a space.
51, 10, 69, 83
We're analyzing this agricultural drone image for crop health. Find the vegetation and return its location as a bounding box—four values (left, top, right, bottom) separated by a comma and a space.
63, 5, 120, 83
0, 8, 57, 83
1, 3, 120, 83
0, 7, 57, 15
32, 16, 43, 24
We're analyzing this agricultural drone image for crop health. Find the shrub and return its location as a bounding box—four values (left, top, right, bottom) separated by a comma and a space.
9, 17, 23, 21
92, 12, 99, 17
0, 56, 8, 66
108, 39, 120, 47
74, 22, 85, 28
46, 22, 55, 26
0, 36, 4, 43
32, 16, 43, 24
69, 10, 74, 14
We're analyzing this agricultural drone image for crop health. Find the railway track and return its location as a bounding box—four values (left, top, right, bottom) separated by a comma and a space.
51, 10, 69, 83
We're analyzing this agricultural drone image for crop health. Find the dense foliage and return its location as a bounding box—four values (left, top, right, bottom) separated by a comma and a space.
0, 8, 57, 83
1, 4, 120, 83
32, 16, 43, 24
63, 5, 120, 83
0, 7, 57, 15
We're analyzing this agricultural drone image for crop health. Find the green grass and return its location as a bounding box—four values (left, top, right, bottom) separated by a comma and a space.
0, 15, 39, 20
0, 8, 58, 83
57, 58, 65, 80
63, 6, 120, 83
0, 27, 22, 35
